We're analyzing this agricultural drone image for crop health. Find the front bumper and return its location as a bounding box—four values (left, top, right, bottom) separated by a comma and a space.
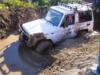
19, 32, 46, 47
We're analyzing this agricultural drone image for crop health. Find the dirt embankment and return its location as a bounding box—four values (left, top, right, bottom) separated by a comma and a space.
0, 7, 46, 39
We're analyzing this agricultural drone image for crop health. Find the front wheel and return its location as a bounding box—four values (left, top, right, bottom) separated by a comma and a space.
35, 40, 53, 54
19, 36, 26, 46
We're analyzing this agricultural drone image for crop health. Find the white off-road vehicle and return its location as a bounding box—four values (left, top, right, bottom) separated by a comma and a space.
19, 3, 94, 53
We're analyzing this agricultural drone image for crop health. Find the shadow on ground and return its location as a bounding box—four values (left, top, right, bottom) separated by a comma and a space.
51, 36, 90, 55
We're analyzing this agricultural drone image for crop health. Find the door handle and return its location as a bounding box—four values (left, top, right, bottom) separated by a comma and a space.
87, 24, 90, 26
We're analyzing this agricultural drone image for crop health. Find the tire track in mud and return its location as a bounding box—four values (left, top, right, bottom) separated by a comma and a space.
18, 44, 56, 68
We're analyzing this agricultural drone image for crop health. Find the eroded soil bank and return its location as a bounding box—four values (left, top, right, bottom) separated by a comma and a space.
0, 7, 46, 39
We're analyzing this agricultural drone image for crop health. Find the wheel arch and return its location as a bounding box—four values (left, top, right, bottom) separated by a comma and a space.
35, 39, 54, 48
35, 39, 54, 54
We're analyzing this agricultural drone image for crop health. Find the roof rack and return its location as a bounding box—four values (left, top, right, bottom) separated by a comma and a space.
58, 3, 78, 12
58, 3, 73, 9
83, 3, 93, 7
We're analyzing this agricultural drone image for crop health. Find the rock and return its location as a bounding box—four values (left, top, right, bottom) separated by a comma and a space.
60, 68, 65, 72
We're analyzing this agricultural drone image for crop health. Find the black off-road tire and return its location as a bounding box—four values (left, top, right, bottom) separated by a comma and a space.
35, 40, 53, 54
19, 35, 26, 46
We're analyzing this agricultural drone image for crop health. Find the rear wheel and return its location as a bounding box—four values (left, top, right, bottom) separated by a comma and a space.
35, 40, 53, 54
77, 29, 91, 39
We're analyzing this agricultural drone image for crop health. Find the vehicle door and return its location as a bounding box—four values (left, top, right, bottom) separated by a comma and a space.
60, 14, 75, 37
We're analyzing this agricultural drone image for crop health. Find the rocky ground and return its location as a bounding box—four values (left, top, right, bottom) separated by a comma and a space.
39, 32, 100, 75
0, 31, 99, 75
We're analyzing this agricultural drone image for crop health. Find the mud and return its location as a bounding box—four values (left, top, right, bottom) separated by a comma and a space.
0, 35, 18, 50
0, 35, 55, 75
18, 44, 55, 68
39, 34, 100, 75
0, 32, 100, 75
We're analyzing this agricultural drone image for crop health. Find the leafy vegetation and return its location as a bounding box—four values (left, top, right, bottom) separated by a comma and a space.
0, 3, 6, 10
0, 0, 36, 10
5, 0, 35, 8
31, 0, 83, 6
0, 0, 83, 10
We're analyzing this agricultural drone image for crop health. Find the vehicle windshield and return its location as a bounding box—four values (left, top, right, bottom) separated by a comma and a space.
45, 9, 63, 26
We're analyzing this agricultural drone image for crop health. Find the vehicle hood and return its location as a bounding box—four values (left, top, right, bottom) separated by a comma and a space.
22, 19, 57, 35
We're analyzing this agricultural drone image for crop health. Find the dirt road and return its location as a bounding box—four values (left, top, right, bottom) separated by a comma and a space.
0, 32, 100, 75
39, 34, 100, 75
0, 35, 19, 51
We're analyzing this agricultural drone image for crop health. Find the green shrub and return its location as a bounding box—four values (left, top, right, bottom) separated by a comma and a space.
32, 0, 83, 6
4, 0, 35, 8
0, 3, 6, 10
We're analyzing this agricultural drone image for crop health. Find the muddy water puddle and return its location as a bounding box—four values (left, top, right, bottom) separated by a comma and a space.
0, 35, 54, 75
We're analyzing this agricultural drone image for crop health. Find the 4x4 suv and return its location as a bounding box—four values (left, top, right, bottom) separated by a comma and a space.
19, 3, 94, 53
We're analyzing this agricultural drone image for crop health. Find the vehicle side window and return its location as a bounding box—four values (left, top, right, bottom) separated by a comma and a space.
79, 11, 92, 23
61, 14, 75, 28
66, 14, 75, 25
